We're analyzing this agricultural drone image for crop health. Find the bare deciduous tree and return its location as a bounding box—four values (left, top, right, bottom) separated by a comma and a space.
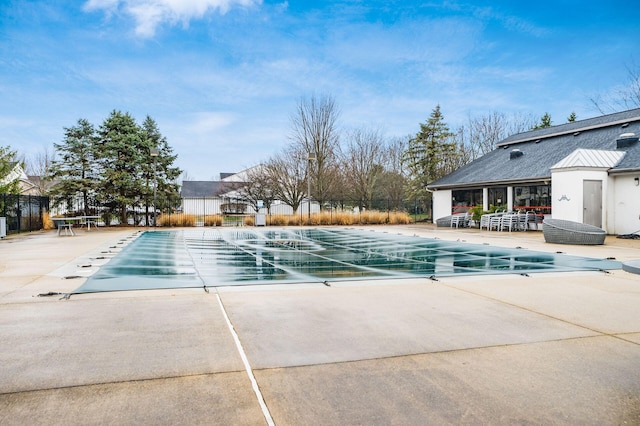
24, 146, 56, 195
455, 111, 538, 164
341, 127, 385, 209
372, 136, 407, 210
590, 62, 640, 113
239, 165, 275, 214
264, 146, 307, 214
289, 93, 341, 207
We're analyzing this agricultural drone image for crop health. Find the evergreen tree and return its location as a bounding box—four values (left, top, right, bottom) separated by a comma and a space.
0, 146, 21, 194
532, 112, 553, 129
94, 110, 146, 224
140, 116, 182, 223
48, 119, 98, 214
49, 112, 181, 224
403, 105, 456, 212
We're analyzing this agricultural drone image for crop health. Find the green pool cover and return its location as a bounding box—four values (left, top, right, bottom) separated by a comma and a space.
72, 228, 622, 294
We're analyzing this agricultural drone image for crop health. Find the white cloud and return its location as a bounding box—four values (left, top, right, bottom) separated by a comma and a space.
188, 111, 237, 135
83, 0, 262, 37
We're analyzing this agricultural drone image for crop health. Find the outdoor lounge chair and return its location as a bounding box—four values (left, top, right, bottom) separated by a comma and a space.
436, 216, 453, 227
542, 218, 606, 245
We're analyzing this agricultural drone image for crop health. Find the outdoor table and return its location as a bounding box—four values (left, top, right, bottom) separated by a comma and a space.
52, 216, 100, 236
81, 215, 101, 230
51, 217, 79, 236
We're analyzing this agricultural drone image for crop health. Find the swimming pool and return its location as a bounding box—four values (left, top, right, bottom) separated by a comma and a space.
72, 228, 622, 294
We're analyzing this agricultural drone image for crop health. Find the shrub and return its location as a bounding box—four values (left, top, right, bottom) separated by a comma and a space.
42, 212, 54, 230
224, 210, 412, 227
389, 211, 411, 224
269, 214, 288, 226
333, 211, 355, 225
204, 215, 223, 226
287, 215, 301, 226
361, 211, 388, 224
318, 211, 333, 225
158, 213, 196, 227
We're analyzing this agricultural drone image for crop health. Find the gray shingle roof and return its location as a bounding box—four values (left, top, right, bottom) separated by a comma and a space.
180, 180, 246, 197
428, 108, 640, 189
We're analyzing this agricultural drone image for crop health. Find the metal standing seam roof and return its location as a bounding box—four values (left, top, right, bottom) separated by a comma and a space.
428, 108, 640, 189
550, 149, 626, 170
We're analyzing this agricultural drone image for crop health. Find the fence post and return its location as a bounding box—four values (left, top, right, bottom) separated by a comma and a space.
387, 198, 390, 223
28, 195, 32, 232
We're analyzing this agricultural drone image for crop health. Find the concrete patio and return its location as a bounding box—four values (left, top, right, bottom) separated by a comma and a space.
1, 225, 639, 425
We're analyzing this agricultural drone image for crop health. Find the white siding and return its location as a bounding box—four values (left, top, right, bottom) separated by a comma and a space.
550, 169, 609, 229
181, 198, 224, 215
611, 174, 640, 235
432, 190, 452, 222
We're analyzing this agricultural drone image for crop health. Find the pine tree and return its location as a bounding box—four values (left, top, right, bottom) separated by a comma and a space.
403, 105, 456, 210
94, 110, 145, 224
532, 112, 553, 129
140, 116, 181, 223
48, 119, 98, 214
0, 146, 21, 194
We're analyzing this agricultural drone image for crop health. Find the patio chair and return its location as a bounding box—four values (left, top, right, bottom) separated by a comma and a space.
450, 212, 470, 228
479, 214, 492, 231
523, 211, 537, 231
489, 214, 503, 231
500, 213, 520, 232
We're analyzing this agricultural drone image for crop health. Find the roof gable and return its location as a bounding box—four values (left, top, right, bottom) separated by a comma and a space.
551, 149, 625, 170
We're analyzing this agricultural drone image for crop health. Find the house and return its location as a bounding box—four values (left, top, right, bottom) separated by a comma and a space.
180, 167, 320, 216
180, 172, 249, 215
427, 108, 640, 235
1, 163, 34, 194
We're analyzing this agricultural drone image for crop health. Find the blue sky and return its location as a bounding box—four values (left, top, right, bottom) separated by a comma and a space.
1, 0, 639, 180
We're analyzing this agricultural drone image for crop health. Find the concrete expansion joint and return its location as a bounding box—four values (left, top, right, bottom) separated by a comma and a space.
0, 371, 246, 397
215, 294, 275, 426
436, 282, 617, 336
250, 336, 615, 374
606, 333, 640, 347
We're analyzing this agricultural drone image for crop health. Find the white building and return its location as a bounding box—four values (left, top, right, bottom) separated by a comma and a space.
180, 169, 320, 216
428, 108, 640, 235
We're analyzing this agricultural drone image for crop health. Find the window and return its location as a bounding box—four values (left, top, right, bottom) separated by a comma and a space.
488, 187, 506, 209
513, 184, 551, 214
451, 189, 482, 214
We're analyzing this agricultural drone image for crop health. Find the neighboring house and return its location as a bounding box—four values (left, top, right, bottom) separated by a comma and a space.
1, 163, 35, 194
181, 173, 248, 215
181, 167, 319, 216
25, 175, 55, 196
427, 108, 640, 235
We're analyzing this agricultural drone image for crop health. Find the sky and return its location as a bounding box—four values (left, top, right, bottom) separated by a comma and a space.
1, 0, 639, 181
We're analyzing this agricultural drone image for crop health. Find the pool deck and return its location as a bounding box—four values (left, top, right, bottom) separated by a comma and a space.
1, 225, 639, 425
